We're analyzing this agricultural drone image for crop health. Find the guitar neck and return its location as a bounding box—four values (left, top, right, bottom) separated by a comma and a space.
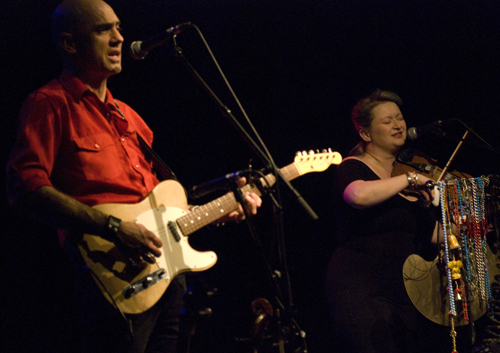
176, 163, 301, 236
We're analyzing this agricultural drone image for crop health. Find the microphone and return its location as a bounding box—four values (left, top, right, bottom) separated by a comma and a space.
188, 170, 247, 199
129, 22, 192, 60
407, 120, 445, 141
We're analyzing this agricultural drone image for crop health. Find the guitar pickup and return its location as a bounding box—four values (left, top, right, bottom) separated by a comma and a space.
122, 268, 169, 299
168, 221, 181, 242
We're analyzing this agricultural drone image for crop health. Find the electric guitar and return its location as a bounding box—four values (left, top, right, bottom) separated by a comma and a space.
78, 150, 342, 314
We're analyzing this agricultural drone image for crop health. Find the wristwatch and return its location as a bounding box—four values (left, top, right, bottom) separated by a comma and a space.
105, 215, 122, 240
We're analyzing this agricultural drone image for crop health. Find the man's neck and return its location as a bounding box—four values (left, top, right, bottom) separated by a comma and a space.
81, 75, 108, 102
68, 66, 109, 102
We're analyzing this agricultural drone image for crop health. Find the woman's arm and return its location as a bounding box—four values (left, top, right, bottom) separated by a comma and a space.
344, 173, 434, 209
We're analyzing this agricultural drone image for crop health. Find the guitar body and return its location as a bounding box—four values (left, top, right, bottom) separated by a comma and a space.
78, 180, 217, 314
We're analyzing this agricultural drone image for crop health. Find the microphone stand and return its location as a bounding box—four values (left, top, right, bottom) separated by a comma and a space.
439, 133, 500, 157
169, 42, 309, 352
169, 44, 317, 220
438, 118, 500, 157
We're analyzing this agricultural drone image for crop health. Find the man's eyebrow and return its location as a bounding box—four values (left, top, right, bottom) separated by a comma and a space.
94, 21, 121, 31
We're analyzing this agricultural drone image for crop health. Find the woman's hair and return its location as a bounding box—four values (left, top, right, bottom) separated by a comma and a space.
349, 89, 402, 156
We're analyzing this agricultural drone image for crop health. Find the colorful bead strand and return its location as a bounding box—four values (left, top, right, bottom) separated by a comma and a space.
439, 181, 457, 317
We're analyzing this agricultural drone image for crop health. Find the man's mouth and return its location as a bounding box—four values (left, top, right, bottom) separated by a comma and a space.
108, 50, 121, 61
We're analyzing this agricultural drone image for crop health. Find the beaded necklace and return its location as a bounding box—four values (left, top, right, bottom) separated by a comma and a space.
439, 181, 457, 317
475, 177, 491, 303
447, 179, 470, 322
438, 176, 492, 350
440, 180, 466, 352
470, 177, 490, 301
455, 179, 472, 282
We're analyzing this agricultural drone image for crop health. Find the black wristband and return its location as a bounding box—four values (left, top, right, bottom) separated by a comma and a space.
105, 215, 122, 240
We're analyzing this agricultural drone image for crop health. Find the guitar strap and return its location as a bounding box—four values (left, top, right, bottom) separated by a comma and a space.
114, 100, 178, 182
136, 133, 178, 182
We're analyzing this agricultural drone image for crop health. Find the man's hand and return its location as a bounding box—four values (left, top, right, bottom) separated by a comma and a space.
224, 177, 263, 223
114, 177, 262, 256
116, 221, 163, 257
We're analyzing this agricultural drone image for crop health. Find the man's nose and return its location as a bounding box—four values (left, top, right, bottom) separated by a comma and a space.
112, 27, 124, 43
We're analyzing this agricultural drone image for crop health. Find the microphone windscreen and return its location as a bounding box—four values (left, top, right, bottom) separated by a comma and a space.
129, 41, 144, 60
407, 127, 418, 141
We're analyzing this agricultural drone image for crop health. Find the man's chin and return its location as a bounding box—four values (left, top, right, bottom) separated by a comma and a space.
106, 66, 122, 77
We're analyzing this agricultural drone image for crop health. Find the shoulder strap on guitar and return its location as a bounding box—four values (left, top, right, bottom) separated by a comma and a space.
135, 133, 178, 182
114, 100, 178, 182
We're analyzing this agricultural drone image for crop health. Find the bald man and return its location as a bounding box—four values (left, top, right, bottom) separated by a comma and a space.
6, 1, 261, 352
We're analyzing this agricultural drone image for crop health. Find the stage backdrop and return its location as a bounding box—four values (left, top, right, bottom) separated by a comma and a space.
2, 1, 500, 352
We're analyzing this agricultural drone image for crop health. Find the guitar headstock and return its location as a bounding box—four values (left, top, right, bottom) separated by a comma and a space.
294, 149, 342, 175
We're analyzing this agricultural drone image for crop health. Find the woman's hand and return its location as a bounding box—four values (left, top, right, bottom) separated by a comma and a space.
411, 173, 436, 203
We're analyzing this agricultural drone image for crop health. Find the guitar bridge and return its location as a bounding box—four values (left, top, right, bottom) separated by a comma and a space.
122, 268, 169, 299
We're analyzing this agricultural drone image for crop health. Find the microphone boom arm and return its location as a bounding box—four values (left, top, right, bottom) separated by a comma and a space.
169, 43, 318, 220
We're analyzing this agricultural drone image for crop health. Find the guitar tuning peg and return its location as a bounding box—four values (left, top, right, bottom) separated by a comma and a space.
295, 151, 302, 156
308, 150, 314, 155
302, 150, 307, 155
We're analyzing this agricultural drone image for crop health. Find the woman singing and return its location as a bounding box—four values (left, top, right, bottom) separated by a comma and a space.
325, 89, 448, 352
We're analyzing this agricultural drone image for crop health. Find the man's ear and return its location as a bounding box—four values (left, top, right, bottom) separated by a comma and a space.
60, 33, 77, 54
359, 129, 371, 142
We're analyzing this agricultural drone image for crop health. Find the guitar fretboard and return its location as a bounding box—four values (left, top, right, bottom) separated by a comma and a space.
176, 163, 301, 235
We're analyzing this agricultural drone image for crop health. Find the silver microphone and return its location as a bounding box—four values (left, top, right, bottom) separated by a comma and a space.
407, 120, 444, 141
129, 22, 192, 60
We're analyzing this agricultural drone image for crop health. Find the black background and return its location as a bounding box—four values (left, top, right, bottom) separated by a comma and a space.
2, 1, 500, 352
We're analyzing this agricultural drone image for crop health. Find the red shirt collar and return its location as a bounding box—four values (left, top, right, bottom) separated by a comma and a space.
58, 69, 115, 104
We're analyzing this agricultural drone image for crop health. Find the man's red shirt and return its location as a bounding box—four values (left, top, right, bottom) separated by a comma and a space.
7, 70, 161, 207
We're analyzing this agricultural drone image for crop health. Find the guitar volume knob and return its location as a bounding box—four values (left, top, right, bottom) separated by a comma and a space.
143, 276, 154, 288
124, 286, 136, 299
